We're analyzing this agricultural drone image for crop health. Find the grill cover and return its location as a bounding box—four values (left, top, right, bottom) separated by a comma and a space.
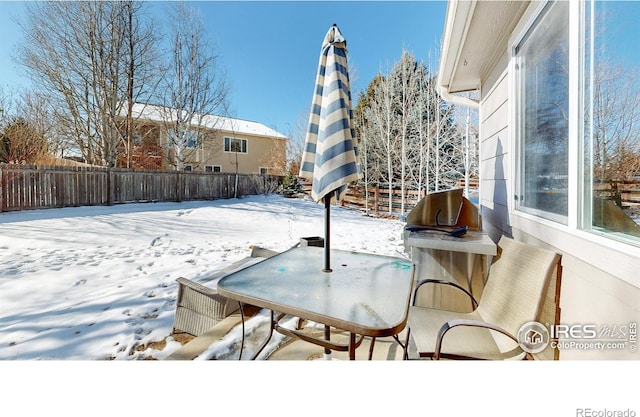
405, 188, 480, 232
403, 189, 490, 313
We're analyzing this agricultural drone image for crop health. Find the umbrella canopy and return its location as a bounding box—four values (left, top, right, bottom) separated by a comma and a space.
300, 24, 362, 275
299, 25, 361, 359
300, 24, 361, 203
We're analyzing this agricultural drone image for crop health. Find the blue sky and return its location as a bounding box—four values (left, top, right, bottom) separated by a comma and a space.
0, 1, 447, 137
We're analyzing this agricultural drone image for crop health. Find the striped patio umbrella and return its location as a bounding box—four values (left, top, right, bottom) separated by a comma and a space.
299, 24, 361, 273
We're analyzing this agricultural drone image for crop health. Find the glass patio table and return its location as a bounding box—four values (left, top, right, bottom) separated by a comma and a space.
217, 245, 415, 360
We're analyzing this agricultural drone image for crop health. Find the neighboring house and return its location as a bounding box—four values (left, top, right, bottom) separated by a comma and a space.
121, 103, 287, 175
438, 1, 639, 359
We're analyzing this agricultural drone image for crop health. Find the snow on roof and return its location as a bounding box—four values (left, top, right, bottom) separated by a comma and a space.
130, 102, 287, 140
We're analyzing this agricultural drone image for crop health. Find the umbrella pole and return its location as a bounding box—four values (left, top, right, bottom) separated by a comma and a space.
323, 194, 332, 273
323, 194, 332, 358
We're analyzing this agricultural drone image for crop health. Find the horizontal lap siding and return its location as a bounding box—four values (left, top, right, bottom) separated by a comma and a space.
480, 65, 510, 239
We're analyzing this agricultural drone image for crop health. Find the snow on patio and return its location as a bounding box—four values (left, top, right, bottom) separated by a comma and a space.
0, 194, 407, 360
0, 194, 625, 417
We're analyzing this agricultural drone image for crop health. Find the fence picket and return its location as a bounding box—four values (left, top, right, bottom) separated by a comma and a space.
0, 164, 282, 213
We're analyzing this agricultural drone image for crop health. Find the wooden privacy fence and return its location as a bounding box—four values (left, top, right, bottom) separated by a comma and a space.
594, 180, 640, 209
343, 181, 639, 216
340, 186, 425, 216
0, 164, 282, 212
341, 178, 480, 216
300, 182, 426, 217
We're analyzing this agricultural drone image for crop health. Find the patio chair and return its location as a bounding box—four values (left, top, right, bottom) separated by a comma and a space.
403, 236, 562, 360
172, 246, 279, 336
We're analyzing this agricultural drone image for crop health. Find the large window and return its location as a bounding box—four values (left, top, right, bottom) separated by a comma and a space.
224, 137, 247, 153
582, 1, 640, 244
514, 1, 570, 223
513, 0, 640, 247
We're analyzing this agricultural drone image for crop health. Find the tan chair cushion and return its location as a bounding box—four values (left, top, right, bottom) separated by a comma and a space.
408, 307, 523, 360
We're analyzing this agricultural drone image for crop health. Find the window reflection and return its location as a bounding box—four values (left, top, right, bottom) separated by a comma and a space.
516, 1, 570, 222
585, 1, 640, 240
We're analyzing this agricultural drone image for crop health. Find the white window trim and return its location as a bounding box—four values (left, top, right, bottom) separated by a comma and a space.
509, 1, 640, 288
205, 165, 222, 173
223, 136, 248, 154
567, 0, 580, 231
512, 0, 572, 225
510, 212, 640, 287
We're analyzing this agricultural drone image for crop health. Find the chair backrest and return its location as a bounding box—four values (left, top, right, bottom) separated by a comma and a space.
476, 236, 562, 353
534, 260, 563, 360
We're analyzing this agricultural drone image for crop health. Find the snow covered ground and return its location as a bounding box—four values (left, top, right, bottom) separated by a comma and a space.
0, 194, 407, 361
0, 193, 631, 415
0, 193, 430, 414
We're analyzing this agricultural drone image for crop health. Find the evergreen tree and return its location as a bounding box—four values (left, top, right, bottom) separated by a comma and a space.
281, 170, 302, 198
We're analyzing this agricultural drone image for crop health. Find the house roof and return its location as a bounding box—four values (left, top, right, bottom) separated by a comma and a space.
130, 103, 287, 140
438, 0, 529, 95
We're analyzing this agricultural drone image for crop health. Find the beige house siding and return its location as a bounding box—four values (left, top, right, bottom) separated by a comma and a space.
213, 132, 285, 175
441, 1, 640, 359
127, 104, 287, 175
479, 58, 510, 241
155, 129, 286, 175
512, 228, 639, 360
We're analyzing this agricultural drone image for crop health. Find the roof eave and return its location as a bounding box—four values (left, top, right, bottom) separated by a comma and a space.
437, 0, 530, 107
437, 0, 478, 98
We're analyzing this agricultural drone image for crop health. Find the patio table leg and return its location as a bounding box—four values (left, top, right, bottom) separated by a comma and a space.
349, 333, 356, 360
249, 310, 275, 360
324, 325, 331, 359
368, 337, 376, 360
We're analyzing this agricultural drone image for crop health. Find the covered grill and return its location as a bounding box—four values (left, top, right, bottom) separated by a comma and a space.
403, 189, 497, 312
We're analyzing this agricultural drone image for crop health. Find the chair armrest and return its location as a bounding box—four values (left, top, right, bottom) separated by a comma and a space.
434, 318, 523, 360
176, 277, 218, 297
250, 246, 280, 259
412, 279, 478, 309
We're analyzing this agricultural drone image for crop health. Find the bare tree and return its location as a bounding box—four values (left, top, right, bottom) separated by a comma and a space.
121, 2, 163, 168
0, 86, 14, 130
364, 71, 398, 214
16, 1, 159, 167
592, 62, 640, 185
0, 117, 49, 164
355, 50, 470, 216
254, 136, 287, 177
432, 89, 480, 197
17, 91, 59, 159
159, 2, 230, 171
0, 87, 52, 164
287, 110, 313, 175
392, 50, 421, 217
410, 64, 435, 197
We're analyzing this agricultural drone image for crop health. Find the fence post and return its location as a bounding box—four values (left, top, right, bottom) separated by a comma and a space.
374, 187, 379, 214
176, 170, 182, 203
0, 166, 3, 213
107, 168, 114, 206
